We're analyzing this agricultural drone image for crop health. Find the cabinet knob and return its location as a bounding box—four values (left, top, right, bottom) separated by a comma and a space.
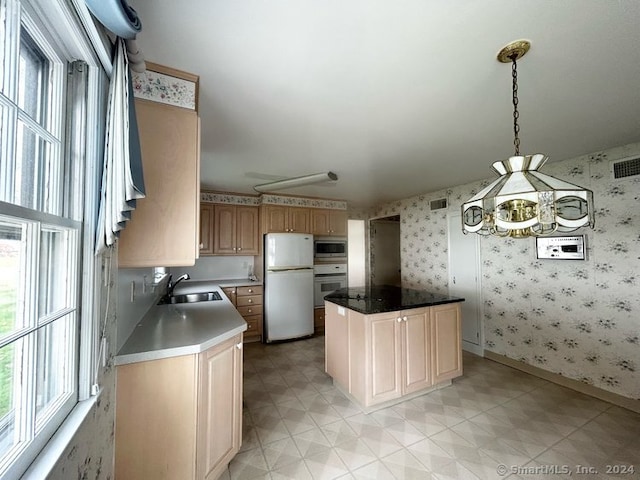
397, 317, 402, 323
199, 243, 204, 249
238, 247, 242, 251
248, 308, 252, 313
248, 299, 253, 303
236, 343, 243, 349
403, 316, 408, 322
248, 289, 253, 293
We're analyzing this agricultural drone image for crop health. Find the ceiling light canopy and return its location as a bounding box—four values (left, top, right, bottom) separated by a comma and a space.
254, 171, 338, 193
461, 40, 595, 238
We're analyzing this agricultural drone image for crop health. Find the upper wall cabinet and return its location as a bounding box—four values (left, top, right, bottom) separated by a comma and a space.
311, 209, 348, 236
118, 64, 200, 267
211, 204, 260, 255
261, 205, 310, 234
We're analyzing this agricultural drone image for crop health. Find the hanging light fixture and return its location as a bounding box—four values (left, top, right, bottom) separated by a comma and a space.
461, 40, 595, 238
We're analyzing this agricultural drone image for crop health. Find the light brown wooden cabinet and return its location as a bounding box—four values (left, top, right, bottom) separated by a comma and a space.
261, 205, 310, 233
199, 203, 214, 255
325, 301, 462, 409
213, 205, 260, 255
311, 209, 348, 236
324, 302, 349, 389
313, 307, 325, 335
222, 285, 263, 342
118, 97, 200, 267
430, 303, 463, 384
115, 334, 243, 480
200, 204, 259, 256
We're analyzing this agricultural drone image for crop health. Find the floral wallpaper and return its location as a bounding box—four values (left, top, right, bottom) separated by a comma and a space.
47, 251, 118, 480
132, 69, 196, 110
261, 194, 347, 210
372, 142, 640, 400
201, 191, 348, 210
201, 191, 261, 205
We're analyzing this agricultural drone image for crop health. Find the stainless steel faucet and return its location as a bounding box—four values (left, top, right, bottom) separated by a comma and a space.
167, 273, 190, 296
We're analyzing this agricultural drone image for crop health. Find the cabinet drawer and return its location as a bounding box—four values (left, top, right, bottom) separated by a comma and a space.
237, 305, 263, 317
236, 294, 262, 307
237, 285, 262, 296
244, 315, 263, 335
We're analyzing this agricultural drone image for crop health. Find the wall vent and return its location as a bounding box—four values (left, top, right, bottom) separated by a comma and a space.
430, 198, 447, 210
612, 156, 640, 179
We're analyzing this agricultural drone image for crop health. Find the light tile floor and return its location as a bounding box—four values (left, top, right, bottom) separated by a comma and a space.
221, 336, 640, 480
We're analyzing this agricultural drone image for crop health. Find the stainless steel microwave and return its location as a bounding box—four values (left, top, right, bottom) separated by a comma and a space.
314, 237, 347, 258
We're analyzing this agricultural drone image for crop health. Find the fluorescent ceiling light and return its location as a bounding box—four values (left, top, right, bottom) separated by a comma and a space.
254, 172, 338, 193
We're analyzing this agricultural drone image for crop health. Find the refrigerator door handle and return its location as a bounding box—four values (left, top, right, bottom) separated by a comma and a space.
268, 267, 313, 272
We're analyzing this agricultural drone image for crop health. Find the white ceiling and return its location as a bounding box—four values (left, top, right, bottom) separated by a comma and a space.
128, 0, 640, 207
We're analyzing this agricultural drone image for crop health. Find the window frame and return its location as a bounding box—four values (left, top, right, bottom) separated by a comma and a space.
0, 0, 106, 477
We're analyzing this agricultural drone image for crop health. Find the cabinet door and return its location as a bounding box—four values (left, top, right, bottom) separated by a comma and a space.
430, 303, 463, 383
197, 336, 243, 480
329, 210, 348, 236
324, 302, 349, 388
221, 287, 237, 306
262, 205, 288, 233
213, 205, 237, 254
288, 207, 310, 233
199, 204, 214, 255
115, 355, 198, 480
314, 307, 325, 334
402, 311, 431, 394
311, 209, 331, 235
236, 206, 260, 255
118, 100, 199, 267
368, 314, 402, 404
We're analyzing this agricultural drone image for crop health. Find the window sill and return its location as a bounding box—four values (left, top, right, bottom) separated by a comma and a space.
21, 392, 100, 480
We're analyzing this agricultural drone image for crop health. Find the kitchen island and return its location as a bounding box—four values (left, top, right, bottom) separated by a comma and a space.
324, 286, 464, 411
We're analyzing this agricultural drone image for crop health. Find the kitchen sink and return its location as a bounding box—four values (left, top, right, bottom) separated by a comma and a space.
158, 291, 223, 305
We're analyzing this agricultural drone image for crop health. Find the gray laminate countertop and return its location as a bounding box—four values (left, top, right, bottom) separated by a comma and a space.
116, 284, 247, 366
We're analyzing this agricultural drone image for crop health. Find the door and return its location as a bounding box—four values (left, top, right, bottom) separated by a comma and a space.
236, 206, 259, 255
431, 303, 463, 383
264, 269, 314, 341
265, 233, 313, 268
197, 336, 243, 480
447, 212, 483, 355
368, 314, 402, 404
370, 217, 401, 286
214, 204, 237, 254
199, 204, 214, 254
402, 311, 431, 394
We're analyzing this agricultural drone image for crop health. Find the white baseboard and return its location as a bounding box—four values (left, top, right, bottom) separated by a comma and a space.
484, 350, 640, 414
462, 341, 483, 356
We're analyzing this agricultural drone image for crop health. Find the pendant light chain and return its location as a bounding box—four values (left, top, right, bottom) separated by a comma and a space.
511, 56, 520, 156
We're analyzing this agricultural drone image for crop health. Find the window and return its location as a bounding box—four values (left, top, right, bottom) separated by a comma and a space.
0, 0, 100, 477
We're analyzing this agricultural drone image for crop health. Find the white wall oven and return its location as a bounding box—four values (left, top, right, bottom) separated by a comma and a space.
313, 263, 347, 307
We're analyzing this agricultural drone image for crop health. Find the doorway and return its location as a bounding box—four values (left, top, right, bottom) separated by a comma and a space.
370, 215, 400, 286
447, 212, 483, 355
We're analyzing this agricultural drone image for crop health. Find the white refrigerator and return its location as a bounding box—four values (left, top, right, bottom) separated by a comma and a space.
264, 233, 314, 342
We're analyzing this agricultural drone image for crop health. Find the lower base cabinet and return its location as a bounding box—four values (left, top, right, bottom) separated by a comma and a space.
115, 334, 243, 480
313, 307, 325, 335
222, 286, 263, 342
325, 301, 462, 409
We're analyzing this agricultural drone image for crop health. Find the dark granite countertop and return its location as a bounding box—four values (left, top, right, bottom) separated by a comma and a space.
324, 286, 464, 315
